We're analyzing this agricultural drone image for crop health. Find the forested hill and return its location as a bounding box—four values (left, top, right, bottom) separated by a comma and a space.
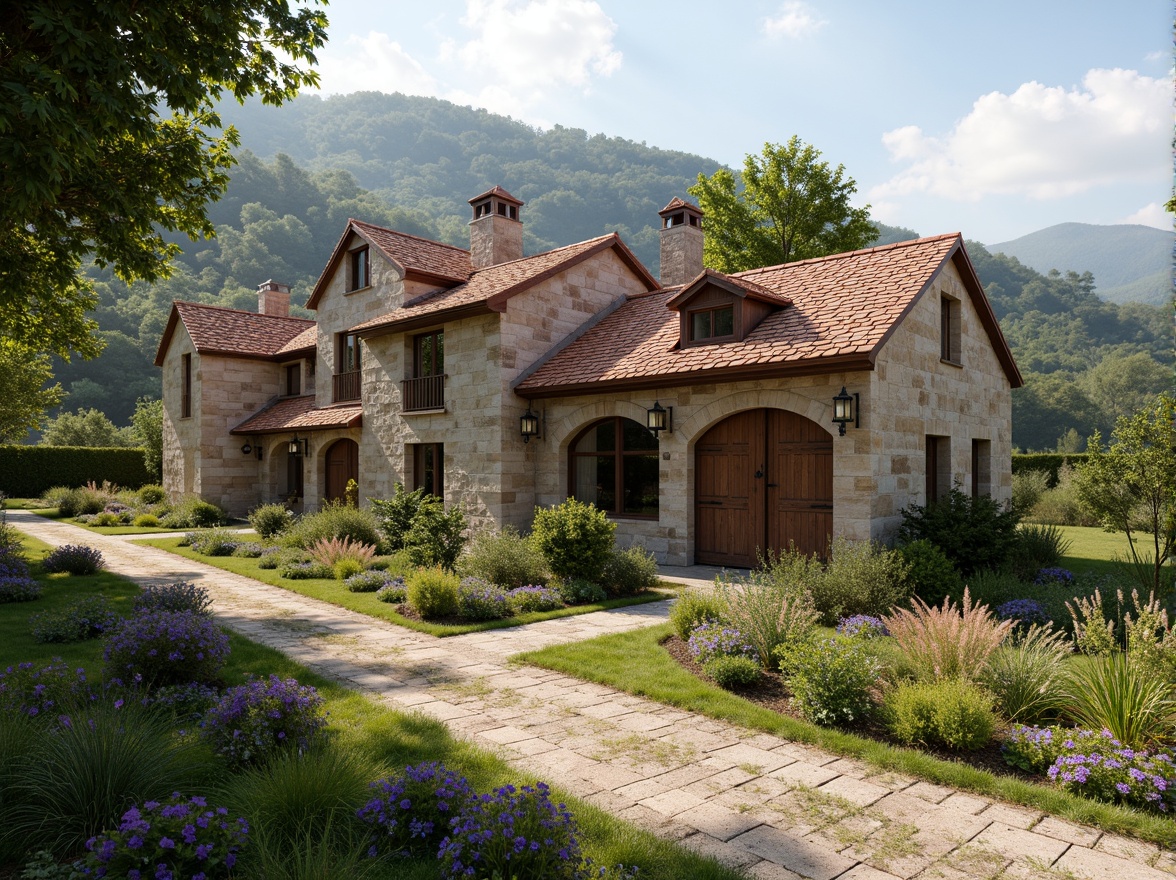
57, 92, 1172, 452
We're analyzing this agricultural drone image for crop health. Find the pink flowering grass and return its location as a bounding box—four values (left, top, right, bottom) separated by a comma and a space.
883, 588, 1012, 681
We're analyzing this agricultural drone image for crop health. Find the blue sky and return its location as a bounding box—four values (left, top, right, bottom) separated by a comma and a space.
307, 0, 1172, 244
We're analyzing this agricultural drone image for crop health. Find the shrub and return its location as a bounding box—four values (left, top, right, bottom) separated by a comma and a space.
344, 570, 397, 593
884, 678, 997, 750
131, 513, 159, 527
995, 598, 1051, 633
370, 484, 427, 552
187, 528, 239, 557
898, 539, 963, 607
883, 588, 1013, 682
161, 495, 226, 529
230, 541, 264, 558
1004, 725, 1176, 812
357, 762, 476, 856
668, 588, 726, 639
897, 487, 1021, 576
456, 577, 513, 620
282, 501, 382, 551
200, 674, 327, 769
91, 511, 122, 527
404, 496, 467, 571
0, 575, 40, 603
557, 577, 607, 605
1008, 523, 1071, 579
0, 660, 92, 719
981, 624, 1071, 725
779, 636, 880, 726
1063, 652, 1176, 747
703, 655, 762, 689
686, 621, 756, 664
278, 561, 334, 580
1067, 588, 1118, 656
835, 615, 889, 639
810, 538, 910, 625
134, 582, 212, 616
82, 793, 248, 879
29, 596, 116, 643
406, 568, 460, 619
248, 502, 293, 539
308, 535, 377, 568
41, 544, 105, 575
459, 526, 548, 589
102, 611, 230, 687
55, 486, 108, 518
333, 558, 364, 580
715, 570, 818, 670
600, 544, 659, 596
1122, 588, 1176, 681
375, 581, 408, 604
136, 484, 166, 505
1011, 468, 1050, 517
531, 497, 615, 582
1027, 462, 1098, 527
507, 585, 563, 614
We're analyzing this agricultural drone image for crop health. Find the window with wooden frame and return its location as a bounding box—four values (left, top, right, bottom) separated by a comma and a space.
413, 443, 444, 498
181, 353, 192, 418
348, 246, 370, 292
414, 330, 444, 378
569, 417, 659, 518
926, 435, 951, 503
284, 363, 301, 396
689, 305, 735, 342
940, 295, 961, 364
971, 439, 991, 498
286, 445, 304, 499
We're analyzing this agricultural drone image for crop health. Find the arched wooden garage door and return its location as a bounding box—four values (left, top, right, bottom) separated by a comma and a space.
695, 409, 832, 567
324, 439, 359, 503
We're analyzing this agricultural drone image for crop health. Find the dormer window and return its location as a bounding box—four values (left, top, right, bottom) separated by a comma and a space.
690, 305, 735, 342
348, 246, 369, 292
668, 268, 791, 349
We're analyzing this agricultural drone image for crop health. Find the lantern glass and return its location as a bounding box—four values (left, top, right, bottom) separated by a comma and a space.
647, 402, 667, 433
288, 439, 299, 455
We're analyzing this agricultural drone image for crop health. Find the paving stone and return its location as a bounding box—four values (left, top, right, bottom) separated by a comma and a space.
745, 860, 805, 878
478, 725, 534, 744
730, 824, 857, 880
839, 864, 906, 880
708, 743, 797, 774
976, 803, 1041, 830
615, 777, 673, 800
817, 775, 891, 807
1093, 832, 1159, 862
1053, 846, 1174, 880
679, 832, 765, 869
676, 801, 764, 841
768, 761, 842, 789
1027, 815, 1101, 847
938, 793, 990, 815
639, 788, 706, 817
968, 823, 1069, 862
903, 781, 954, 804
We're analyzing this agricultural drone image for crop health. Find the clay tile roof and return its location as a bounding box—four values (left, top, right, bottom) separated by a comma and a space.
275, 325, 317, 356
231, 396, 363, 435
658, 196, 700, 215
351, 233, 657, 335
154, 302, 314, 366
516, 234, 1012, 396
469, 185, 523, 205
668, 267, 793, 310
350, 219, 472, 283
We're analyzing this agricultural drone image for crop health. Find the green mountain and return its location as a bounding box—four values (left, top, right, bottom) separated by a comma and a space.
988, 223, 1173, 306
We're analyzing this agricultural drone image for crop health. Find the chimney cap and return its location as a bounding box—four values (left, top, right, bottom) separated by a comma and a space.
258, 279, 291, 292
658, 197, 702, 218
469, 185, 523, 208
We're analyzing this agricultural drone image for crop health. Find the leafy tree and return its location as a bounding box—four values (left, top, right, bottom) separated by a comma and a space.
0, 339, 64, 443
39, 408, 134, 448
0, 1, 327, 359
689, 137, 877, 272
131, 398, 165, 481
1076, 394, 1176, 597
1079, 351, 1173, 428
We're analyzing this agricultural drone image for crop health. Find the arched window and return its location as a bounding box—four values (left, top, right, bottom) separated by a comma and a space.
569, 417, 659, 518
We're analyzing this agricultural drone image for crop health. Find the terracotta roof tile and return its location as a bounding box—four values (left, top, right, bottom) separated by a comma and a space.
469, 185, 522, 205
275, 325, 317, 356
231, 397, 363, 435
516, 234, 964, 395
155, 302, 314, 365
350, 219, 472, 283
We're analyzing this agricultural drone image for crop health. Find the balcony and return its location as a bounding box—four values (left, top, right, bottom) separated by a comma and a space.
402, 374, 445, 412
332, 370, 361, 403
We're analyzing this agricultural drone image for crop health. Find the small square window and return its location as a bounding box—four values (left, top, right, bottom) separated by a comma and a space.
689, 305, 735, 342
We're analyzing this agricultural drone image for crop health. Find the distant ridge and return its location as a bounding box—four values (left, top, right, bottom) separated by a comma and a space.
988, 222, 1172, 306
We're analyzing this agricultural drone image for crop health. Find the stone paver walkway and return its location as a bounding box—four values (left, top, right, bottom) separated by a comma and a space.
10, 511, 1174, 880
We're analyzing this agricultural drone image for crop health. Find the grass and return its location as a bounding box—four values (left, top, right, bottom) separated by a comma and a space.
1058, 525, 1143, 578
513, 623, 1176, 849
138, 536, 674, 636
0, 530, 742, 880
20, 506, 212, 535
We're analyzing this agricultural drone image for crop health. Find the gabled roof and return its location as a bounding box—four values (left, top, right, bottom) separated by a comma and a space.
666, 267, 794, 310
470, 185, 522, 206
154, 302, 315, 366
514, 234, 1021, 397
350, 233, 659, 336
275, 325, 318, 356
306, 219, 472, 309
230, 396, 363, 435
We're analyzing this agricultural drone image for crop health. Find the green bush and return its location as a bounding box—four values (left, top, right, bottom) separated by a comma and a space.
898, 539, 963, 607
55, 486, 107, 518
530, 498, 615, 582
404, 496, 468, 571
370, 483, 427, 552
1007, 523, 1071, 580
715, 568, 818, 670
703, 655, 761, 689
981, 625, 1070, 725
278, 561, 335, 580
1011, 453, 1089, 487
91, 511, 121, 527
600, 545, 659, 596
557, 578, 607, 605
282, 501, 382, 551
1026, 463, 1098, 527
136, 484, 166, 504
897, 488, 1021, 576
131, 513, 159, 527
1063, 652, 1176, 747
334, 558, 365, 580
810, 538, 910, 625
884, 678, 997, 750
161, 496, 226, 529
669, 589, 726, 638
406, 567, 460, 619
778, 636, 880, 727
1011, 469, 1050, 517
249, 502, 293, 539
459, 526, 549, 589
0, 446, 151, 498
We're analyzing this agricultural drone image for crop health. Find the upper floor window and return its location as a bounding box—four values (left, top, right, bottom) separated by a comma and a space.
333, 333, 361, 402
348, 246, 370, 292
940, 295, 961, 364
339, 333, 361, 373
569, 417, 659, 518
414, 330, 444, 377
181, 353, 192, 418
285, 363, 301, 396
690, 305, 735, 342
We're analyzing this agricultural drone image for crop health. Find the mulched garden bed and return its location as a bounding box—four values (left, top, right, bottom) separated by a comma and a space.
661, 634, 1032, 782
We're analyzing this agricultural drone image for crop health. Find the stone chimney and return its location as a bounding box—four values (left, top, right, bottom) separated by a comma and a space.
468, 186, 524, 269
657, 198, 704, 287
257, 279, 291, 317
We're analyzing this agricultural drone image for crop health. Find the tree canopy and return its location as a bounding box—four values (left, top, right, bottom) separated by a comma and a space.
0, 0, 328, 359
0, 340, 63, 443
39, 408, 134, 448
689, 137, 877, 272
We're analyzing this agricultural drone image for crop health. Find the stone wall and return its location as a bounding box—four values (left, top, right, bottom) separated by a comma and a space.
160, 328, 198, 501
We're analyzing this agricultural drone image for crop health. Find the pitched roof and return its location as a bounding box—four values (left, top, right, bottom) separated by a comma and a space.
306, 219, 472, 310
275, 325, 317, 356
350, 233, 658, 336
667, 267, 794, 310
515, 234, 1021, 397
230, 396, 363, 435
154, 302, 314, 366
470, 185, 522, 206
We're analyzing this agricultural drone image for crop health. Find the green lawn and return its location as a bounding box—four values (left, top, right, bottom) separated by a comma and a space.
20, 506, 217, 535
138, 536, 674, 636
0, 528, 740, 879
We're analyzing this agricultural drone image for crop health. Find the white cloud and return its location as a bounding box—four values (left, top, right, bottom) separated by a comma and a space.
1121, 202, 1173, 230
761, 2, 826, 39
873, 68, 1171, 203
314, 32, 440, 97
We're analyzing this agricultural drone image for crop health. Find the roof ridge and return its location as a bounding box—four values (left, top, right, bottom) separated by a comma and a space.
469, 232, 617, 275
348, 218, 471, 255
735, 233, 961, 279
175, 301, 315, 324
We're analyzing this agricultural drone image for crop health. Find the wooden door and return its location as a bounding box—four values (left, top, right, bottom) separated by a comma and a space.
695, 409, 832, 567
325, 439, 359, 503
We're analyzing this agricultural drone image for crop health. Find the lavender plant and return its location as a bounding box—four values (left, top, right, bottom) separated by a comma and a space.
29, 595, 117, 643
344, 570, 399, 593
508, 585, 564, 614
41, 544, 105, 575
375, 581, 408, 604
686, 621, 756, 664
356, 762, 475, 856
457, 577, 513, 620
0, 659, 92, 719
133, 581, 212, 616
199, 675, 327, 768
1035, 567, 1074, 586
0, 573, 40, 603
102, 611, 230, 688
996, 598, 1051, 633
835, 615, 889, 639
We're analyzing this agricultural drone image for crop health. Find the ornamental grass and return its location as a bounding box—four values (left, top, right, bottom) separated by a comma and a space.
883, 587, 1012, 682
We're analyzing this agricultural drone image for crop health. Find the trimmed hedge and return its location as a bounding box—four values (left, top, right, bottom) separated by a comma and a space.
1011, 453, 1089, 488
0, 446, 151, 497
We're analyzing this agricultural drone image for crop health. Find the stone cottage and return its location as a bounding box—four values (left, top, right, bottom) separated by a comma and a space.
155, 187, 1021, 567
